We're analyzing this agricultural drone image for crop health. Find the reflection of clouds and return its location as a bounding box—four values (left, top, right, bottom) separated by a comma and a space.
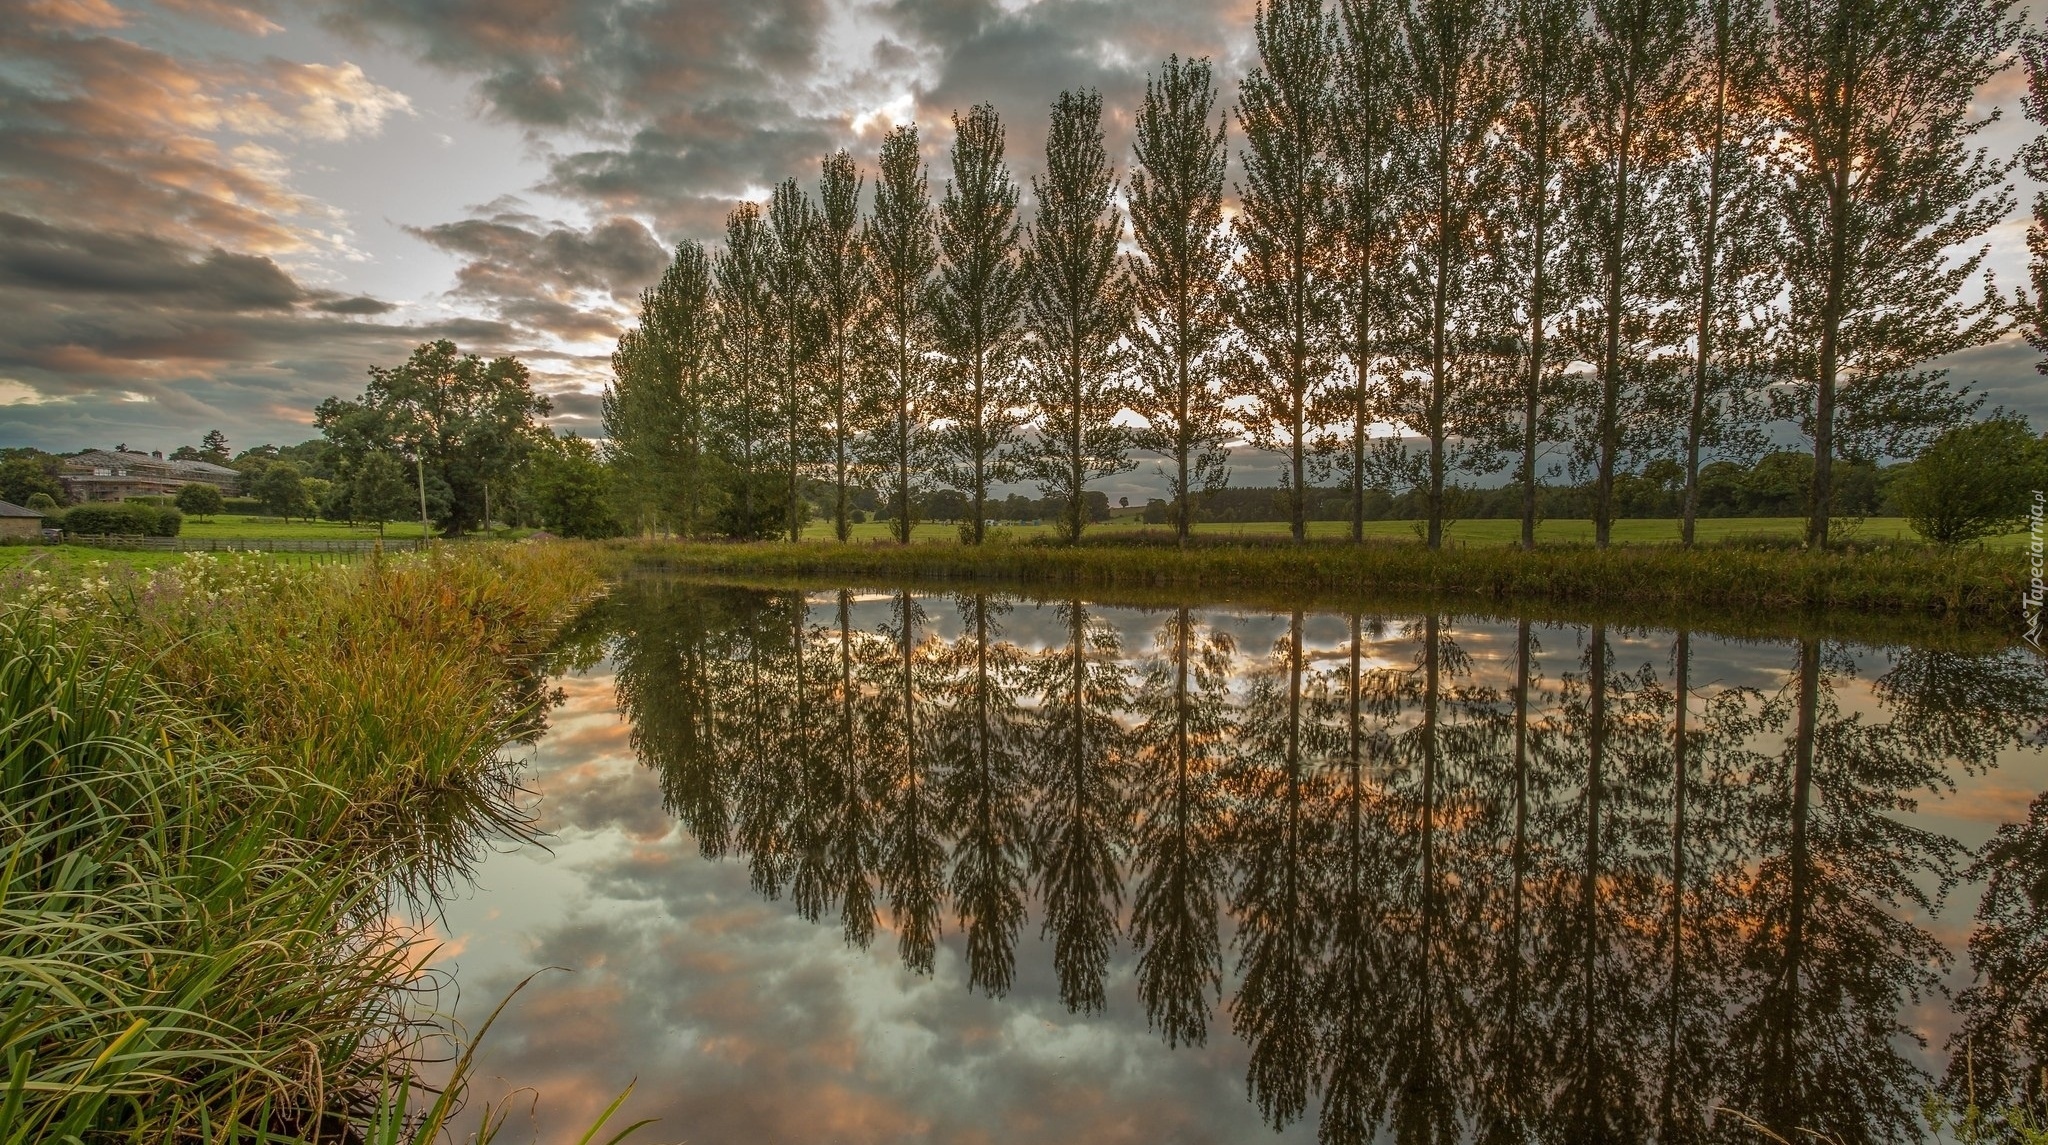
442, 652, 1289, 1143
438, 592, 2048, 1143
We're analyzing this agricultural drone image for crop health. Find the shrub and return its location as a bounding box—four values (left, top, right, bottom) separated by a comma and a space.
60, 502, 181, 537
174, 481, 225, 518
24, 491, 57, 514
1894, 414, 2048, 545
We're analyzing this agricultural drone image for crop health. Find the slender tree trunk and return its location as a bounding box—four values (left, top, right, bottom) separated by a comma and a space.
1683, 39, 1731, 548
972, 352, 987, 546
1427, 110, 1451, 552
1595, 111, 1632, 550
1521, 83, 1551, 552
1808, 78, 1855, 550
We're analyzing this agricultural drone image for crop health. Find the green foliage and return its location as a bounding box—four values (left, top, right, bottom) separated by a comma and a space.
1894, 415, 2048, 544
60, 503, 181, 537
253, 459, 313, 521
0, 547, 618, 1142
607, 242, 717, 537
24, 492, 57, 515
0, 454, 65, 508
1018, 88, 1133, 544
349, 449, 413, 532
173, 481, 224, 518
318, 340, 551, 536
932, 103, 1030, 544
528, 434, 623, 538
861, 124, 941, 545
1226, 0, 1342, 545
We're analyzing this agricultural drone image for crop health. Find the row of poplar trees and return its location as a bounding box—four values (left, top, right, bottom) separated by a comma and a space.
605, 0, 2018, 549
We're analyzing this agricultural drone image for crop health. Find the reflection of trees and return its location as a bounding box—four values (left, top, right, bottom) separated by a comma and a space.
932, 593, 1032, 996
612, 582, 756, 858
1470, 619, 1559, 1145
1729, 639, 1960, 1144
1128, 606, 1235, 1048
1313, 613, 1402, 1145
1543, 625, 1665, 1142
1951, 788, 2048, 1116
875, 590, 946, 972
1936, 646, 2048, 1117
1226, 611, 1332, 1128
1026, 600, 1132, 1014
825, 590, 884, 948
598, 583, 2048, 1144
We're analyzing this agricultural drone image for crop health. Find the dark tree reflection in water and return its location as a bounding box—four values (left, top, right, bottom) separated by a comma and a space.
591, 581, 2047, 1144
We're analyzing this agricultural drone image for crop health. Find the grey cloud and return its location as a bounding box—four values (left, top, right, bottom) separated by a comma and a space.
0, 213, 304, 310
403, 210, 667, 341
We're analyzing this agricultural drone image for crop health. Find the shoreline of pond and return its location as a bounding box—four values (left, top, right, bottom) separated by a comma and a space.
600, 535, 2034, 640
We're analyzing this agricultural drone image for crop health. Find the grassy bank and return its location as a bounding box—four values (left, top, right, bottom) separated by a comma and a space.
0, 546, 624, 1142
797, 514, 2036, 548
609, 533, 2031, 630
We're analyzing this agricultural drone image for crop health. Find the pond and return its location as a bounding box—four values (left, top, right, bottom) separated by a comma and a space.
427, 578, 2048, 1144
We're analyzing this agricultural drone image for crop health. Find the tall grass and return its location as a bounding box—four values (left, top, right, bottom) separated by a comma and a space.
0, 545, 626, 1142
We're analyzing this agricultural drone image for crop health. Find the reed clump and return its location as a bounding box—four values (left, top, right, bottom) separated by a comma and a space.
0, 544, 625, 1143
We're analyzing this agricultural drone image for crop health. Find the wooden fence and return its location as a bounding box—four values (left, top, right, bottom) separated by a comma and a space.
59, 535, 429, 554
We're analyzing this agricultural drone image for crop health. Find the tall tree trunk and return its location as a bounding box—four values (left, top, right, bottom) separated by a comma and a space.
1682, 36, 1729, 548
1595, 111, 1632, 550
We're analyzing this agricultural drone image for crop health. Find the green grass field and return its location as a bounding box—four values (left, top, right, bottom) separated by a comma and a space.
798, 515, 2030, 548
176, 515, 433, 540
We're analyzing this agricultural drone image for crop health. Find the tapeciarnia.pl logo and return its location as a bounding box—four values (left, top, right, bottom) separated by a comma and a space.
2027, 489, 2044, 650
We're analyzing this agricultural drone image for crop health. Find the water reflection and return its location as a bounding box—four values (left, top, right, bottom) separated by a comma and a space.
482, 582, 2048, 1143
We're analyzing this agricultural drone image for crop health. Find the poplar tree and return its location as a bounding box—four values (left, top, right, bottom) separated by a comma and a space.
1019, 89, 1133, 544
1497, 0, 1583, 549
1572, 0, 1695, 547
811, 151, 874, 542
2025, 22, 2048, 372
934, 104, 1030, 545
1392, 0, 1514, 549
766, 178, 820, 542
1127, 55, 1234, 546
1228, 0, 1343, 545
1674, 0, 1776, 545
1333, 0, 1409, 543
604, 242, 715, 536
863, 125, 940, 544
1764, 0, 2017, 547
713, 204, 778, 539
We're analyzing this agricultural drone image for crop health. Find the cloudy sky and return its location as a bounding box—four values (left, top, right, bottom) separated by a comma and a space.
0, 0, 2038, 460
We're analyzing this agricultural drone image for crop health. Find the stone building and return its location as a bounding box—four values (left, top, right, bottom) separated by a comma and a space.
0, 500, 44, 538
59, 449, 239, 503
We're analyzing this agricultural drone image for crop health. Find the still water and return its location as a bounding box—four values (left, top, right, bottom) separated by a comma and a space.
430, 580, 2047, 1144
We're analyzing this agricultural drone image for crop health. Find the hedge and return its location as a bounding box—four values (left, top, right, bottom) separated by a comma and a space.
62, 503, 182, 537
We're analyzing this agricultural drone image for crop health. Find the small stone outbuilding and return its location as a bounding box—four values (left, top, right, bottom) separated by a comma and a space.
0, 500, 44, 539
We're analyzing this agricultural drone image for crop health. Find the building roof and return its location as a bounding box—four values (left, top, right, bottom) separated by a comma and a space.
64, 449, 238, 478
0, 499, 45, 518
